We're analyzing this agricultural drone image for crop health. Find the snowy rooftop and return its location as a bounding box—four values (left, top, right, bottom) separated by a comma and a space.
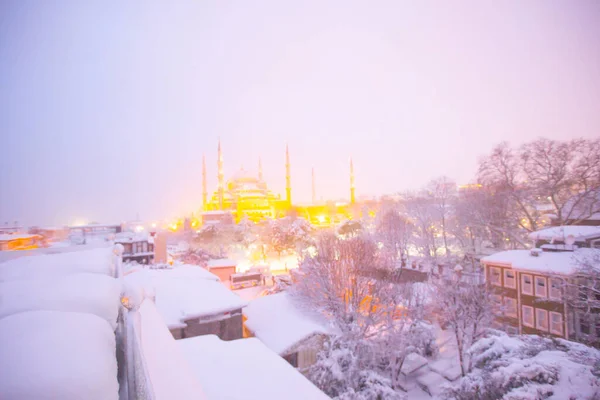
529, 226, 600, 242
206, 258, 237, 268
481, 249, 599, 275
0, 233, 40, 241
179, 335, 329, 400
125, 266, 247, 329
0, 310, 119, 400
0, 273, 122, 330
201, 211, 232, 216
243, 292, 330, 355
0, 247, 116, 281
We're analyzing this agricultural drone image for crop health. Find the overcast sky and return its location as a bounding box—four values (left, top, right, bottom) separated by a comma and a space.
1, 1, 599, 226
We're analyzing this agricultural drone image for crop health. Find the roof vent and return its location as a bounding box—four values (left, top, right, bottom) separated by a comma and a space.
530, 248, 542, 257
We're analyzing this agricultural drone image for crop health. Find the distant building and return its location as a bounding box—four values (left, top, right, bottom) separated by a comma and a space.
206, 258, 237, 282
201, 140, 360, 224
200, 211, 234, 226
483, 227, 600, 345
0, 234, 42, 251
115, 233, 155, 264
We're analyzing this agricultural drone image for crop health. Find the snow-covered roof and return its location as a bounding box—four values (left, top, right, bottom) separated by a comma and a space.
0, 247, 115, 282
0, 310, 118, 400
0, 273, 122, 330
114, 232, 150, 243
207, 258, 237, 268
179, 335, 329, 400
138, 300, 207, 399
125, 267, 247, 329
201, 211, 231, 216
243, 293, 330, 355
0, 233, 40, 241
481, 249, 598, 275
529, 226, 600, 242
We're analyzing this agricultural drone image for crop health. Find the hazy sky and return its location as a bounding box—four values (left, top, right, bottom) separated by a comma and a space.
1, 1, 599, 226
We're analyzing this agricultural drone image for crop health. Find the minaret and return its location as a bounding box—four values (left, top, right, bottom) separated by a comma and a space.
350, 157, 356, 205
258, 157, 263, 181
217, 139, 224, 210
285, 145, 292, 207
202, 154, 208, 210
312, 167, 316, 204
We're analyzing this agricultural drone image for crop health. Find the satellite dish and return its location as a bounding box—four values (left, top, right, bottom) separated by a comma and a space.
565, 234, 576, 246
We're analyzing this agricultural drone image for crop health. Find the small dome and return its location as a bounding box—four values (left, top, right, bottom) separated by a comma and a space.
229, 168, 258, 183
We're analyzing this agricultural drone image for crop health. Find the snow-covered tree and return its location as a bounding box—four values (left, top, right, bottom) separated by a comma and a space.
441, 331, 600, 400
433, 278, 497, 376
295, 232, 434, 399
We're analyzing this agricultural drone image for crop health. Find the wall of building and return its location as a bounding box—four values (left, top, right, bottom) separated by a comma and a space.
170, 310, 243, 341
208, 266, 236, 283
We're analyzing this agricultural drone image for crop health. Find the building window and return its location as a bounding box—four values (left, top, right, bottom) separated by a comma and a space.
535, 276, 548, 298
549, 312, 563, 336
521, 274, 533, 295
489, 267, 501, 286
522, 305, 534, 328
580, 317, 591, 335
491, 294, 503, 314
549, 278, 561, 301
535, 309, 549, 331
504, 297, 518, 318
504, 270, 516, 289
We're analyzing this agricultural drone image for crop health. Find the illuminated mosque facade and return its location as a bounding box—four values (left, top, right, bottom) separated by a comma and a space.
201, 140, 360, 225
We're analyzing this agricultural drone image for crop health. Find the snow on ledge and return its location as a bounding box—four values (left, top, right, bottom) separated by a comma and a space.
179, 335, 329, 400
138, 300, 206, 400
0, 310, 119, 400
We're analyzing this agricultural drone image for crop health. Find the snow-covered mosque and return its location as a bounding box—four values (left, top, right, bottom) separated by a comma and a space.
201, 141, 368, 225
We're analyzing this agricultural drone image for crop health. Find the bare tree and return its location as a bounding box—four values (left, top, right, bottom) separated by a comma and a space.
375, 206, 412, 267
478, 138, 600, 235
521, 138, 600, 225
403, 192, 441, 260
432, 277, 496, 376
427, 176, 456, 257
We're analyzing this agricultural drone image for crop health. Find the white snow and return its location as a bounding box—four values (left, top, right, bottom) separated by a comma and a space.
481, 248, 599, 275
0, 310, 118, 400
243, 292, 329, 355
529, 225, 600, 241
179, 335, 329, 400
0, 247, 116, 281
447, 332, 600, 400
124, 266, 247, 330
0, 233, 40, 241
138, 300, 207, 400
0, 273, 122, 329
206, 258, 237, 268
